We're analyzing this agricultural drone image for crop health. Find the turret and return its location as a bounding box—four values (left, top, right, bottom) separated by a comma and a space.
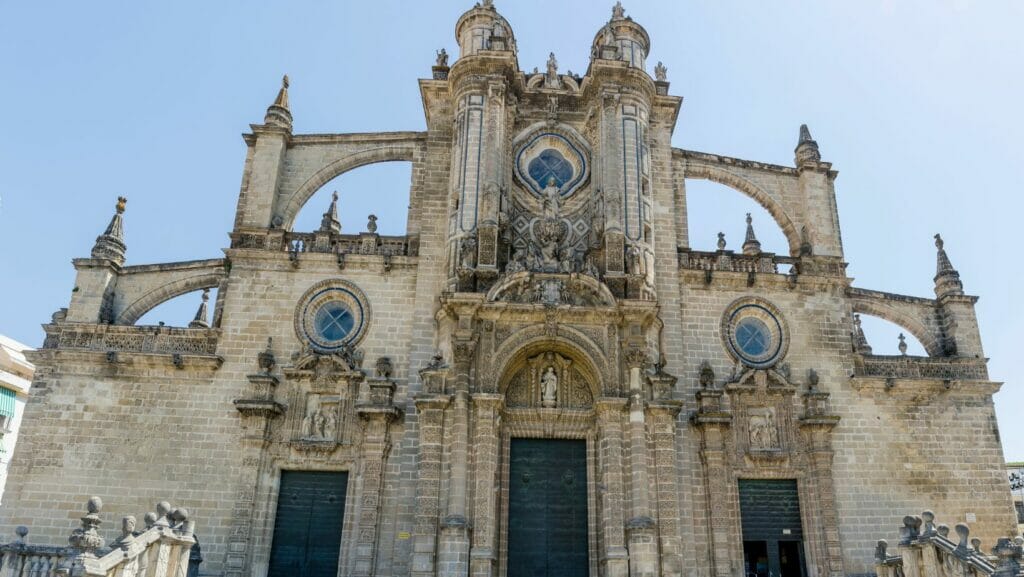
933, 234, 964, 298
793, 124, 844, 258
930, 234, 983, 358
67, 197, 128, 323
590, 2, 651, 69
234, 75, 293, 231
742, 213, 762, 256
454, 0, 516, 59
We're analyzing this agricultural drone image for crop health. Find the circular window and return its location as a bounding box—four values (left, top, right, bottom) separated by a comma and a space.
722, 300, 787, 368
513, 129, 590, 198
295, 280, 370, 352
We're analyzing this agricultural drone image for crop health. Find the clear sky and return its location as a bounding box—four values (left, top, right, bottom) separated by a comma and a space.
1, 1, 1021, 458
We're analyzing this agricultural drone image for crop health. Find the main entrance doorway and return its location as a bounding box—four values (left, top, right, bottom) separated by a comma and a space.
739, 479, 807, 577
507, 438, 589, 577
268, 470, 349, 577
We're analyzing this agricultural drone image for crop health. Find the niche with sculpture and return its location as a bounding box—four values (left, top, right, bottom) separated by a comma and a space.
503, 351, 594, 409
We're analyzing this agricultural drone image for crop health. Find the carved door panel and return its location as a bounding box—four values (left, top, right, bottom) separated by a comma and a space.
508, 438, 589, 577
268, 471, 348, 577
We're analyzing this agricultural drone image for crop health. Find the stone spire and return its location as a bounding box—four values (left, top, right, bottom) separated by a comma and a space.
91, 196, 127, 266
794, 124, 822, 169
320, 191, 341, 234
742, 213, 762, 255
852, 313, 872, 355
933, 234, 964, 298
188, 289, 210, 329
264, 75, 292, 131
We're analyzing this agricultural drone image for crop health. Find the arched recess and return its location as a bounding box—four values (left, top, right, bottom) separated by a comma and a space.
116, 273, 224, 326
850, 299, 942, 357
685, 179, 791, 257
856, 313, 928, 356
292, 162, 413, 235
488, 326, 608, 397
684, 162, 801, 256
278, 145, 419, 231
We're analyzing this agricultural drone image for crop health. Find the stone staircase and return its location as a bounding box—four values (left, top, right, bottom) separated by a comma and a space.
0, 498, 197, 577
875, 511, 1021, 577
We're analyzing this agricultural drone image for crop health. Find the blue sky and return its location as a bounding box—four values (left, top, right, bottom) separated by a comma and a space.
1, 1, 1021, 458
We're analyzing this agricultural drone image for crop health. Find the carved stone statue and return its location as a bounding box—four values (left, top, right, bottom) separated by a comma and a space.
459, 232, 477, 269
654, 61, 667, 82
506, 247, 527, 273
541, 176, 561, 219
626, 244, 643, 276
436, 48, 448, 68
541, 366, 558, 407
545, 52, 559, 88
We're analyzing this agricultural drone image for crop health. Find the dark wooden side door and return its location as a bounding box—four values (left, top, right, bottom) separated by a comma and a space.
508, 438, 589, 577
738, 479, 806, 577
268, 470, 349, 577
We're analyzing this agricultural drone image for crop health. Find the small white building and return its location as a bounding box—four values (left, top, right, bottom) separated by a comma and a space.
0, 335, 34, 505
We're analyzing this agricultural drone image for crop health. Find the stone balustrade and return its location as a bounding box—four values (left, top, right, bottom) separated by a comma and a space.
283, 231, 411, 257
41, 323, 218, 357
678, 249, 793, 275
854, 354, 989, 381
874, 511, 1021, 577
0, 498, 198, 577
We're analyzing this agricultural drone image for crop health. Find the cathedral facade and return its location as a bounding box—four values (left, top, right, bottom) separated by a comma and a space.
1, 3, 1016, 577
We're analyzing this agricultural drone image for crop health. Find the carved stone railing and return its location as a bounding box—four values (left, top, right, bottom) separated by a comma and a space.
854, 355, 989, 381
283, 231, 411, 257
40, 323, 219, 357
0, 498, 199, 577
678, 249, 792, 275
874, 511, 1022, 577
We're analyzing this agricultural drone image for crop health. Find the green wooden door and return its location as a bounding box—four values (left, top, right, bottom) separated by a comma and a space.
508, 438, 589, 577
268, 471, 348, 577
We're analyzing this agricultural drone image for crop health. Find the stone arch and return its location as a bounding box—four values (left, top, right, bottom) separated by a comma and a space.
850, 299, 943, 357
684, 163, 801, 256
116, 273, 224, 326
278, 144, 418, 231
490, 326, 607, 398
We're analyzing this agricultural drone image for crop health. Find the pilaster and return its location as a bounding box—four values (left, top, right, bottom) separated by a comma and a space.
595, 397, 629, 577
694, 388, 735, 577
412, 395, 450, 577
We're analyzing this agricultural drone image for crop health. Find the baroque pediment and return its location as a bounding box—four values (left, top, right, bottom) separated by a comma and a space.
486, 271, 616, 307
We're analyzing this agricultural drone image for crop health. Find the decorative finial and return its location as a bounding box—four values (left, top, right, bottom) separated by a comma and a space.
264, 74, 293, 130
852, 313, 872, 355
794, 124, 821, 168
717, 232, 727, 251
898, 333, 908, 356
698, 360, 715, 388
91, 196, 128, 265
742, 213, 761, 255
366, 214, 378, 233
258, 337, 275, 374
189, 288, 210, 329
654, 61, 667, 83
612, 1, 625, 19
319, 190, 341, 234
933, 233, 963, 298
68, 497, 105, 553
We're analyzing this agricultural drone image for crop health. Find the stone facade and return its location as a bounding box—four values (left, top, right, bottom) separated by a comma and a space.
0, 3, 1016, 577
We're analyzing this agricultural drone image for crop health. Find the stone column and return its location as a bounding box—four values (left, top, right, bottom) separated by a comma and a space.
438, 338, 476, 577
412, 395, 450, 577
648, 401, 684, 577
354, 386, 400, 577
227, 366, 285, 577
469, 394, 503, 577
595, 397, 629, 577
800, 393, 843, 577
624, 353, 658, 577
694, 388, 734, 577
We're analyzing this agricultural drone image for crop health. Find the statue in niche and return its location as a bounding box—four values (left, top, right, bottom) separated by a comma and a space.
541, 176, 561, 220
749, 410, 779, 450
541, 366, 558, 407
459, 232, 477, 269
626, 244, 644, 276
